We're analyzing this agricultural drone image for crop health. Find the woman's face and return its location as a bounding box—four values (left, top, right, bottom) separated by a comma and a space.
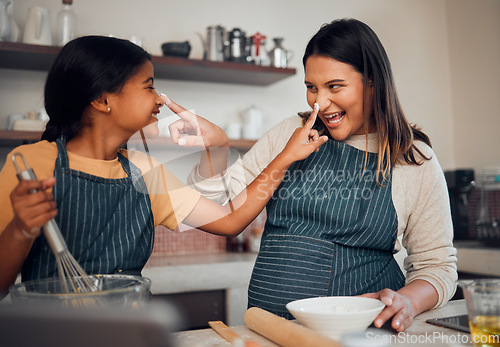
108, 61, 163, 139
304, 55, 375, 141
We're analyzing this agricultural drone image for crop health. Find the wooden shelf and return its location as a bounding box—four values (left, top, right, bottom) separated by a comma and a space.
127, 134, 256, 150
0, 130, 257, 150
0, 41, 296, 86
0, 130, 42, 141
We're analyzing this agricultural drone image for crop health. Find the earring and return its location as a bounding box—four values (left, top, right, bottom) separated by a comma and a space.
107, 107, 111, 112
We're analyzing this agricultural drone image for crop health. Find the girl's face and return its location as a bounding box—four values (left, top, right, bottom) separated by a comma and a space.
108, 61, 163, 138
304, 55, 375, 141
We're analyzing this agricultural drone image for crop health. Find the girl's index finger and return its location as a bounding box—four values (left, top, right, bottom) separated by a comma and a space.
305, 102, 320, 129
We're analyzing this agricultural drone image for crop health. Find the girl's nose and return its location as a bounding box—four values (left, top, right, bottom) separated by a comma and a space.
156, 92, 165, 106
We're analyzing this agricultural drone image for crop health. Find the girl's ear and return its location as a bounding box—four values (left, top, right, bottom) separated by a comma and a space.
90, 94, 111, 113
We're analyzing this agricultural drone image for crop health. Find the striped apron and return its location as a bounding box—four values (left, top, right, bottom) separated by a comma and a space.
22, 137, 154, 281
248, 139, 405, 318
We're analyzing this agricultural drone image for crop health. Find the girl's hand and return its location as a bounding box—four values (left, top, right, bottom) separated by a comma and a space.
161, 94, 229, 148
10, 177, 57, 239
360, 289, 416, 332
279, 103, 328, 165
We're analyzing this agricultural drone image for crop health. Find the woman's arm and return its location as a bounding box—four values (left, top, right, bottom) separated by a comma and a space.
183, 105, 327, 236
362, 144, 457, 331
186, 117, 303, 205
163, 94, 229, 179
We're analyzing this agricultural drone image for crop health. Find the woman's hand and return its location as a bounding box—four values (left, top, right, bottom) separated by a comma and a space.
361, 280, 439, 332
279, 103, 328, 165
10, 177, 57, 239
360, 289, 416, 332
161, 94, 229, 148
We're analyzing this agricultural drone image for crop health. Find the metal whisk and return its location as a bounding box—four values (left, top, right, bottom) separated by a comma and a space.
12, 153, 98, 294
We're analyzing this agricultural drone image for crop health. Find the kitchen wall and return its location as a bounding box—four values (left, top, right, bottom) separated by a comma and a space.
0, 0, 498, 174
445, 0, 500, 172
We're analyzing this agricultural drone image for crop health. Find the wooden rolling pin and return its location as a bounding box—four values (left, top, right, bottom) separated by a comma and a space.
244, 307, 341, 347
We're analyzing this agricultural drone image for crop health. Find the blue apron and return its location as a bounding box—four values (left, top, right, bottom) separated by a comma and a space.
22, 137, 154, 281
248, 139, 405, 318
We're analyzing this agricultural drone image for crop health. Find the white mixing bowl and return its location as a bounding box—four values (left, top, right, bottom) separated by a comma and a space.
286, 296, 385, 340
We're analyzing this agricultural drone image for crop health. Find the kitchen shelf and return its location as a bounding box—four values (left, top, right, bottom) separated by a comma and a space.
0, 42, 296, 85
0, 130, 257, 150
0, 130, 42, 141
128, 134, 257, 150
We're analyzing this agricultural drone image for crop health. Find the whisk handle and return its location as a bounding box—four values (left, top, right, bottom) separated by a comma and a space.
11, 153, 68, 254
43, 219, 68, 254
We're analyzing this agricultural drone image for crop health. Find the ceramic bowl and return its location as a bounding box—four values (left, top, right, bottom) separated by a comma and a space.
286, 296, 385, 340
161, 41, 191, 58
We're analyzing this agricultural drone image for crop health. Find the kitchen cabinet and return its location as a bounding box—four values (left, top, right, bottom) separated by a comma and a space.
143, 252, 257, 327
153, 290, 226, 330
0, 41, 296, 86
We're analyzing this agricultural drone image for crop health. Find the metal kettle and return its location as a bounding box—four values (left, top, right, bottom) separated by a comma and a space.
197, 25, 226, 62
268, 37, 293, 68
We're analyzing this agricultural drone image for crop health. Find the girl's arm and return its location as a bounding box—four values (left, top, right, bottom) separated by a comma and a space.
0, 178, 57, 295
183, 105, 327, 236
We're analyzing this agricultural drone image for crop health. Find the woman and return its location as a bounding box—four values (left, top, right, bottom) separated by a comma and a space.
173, 18, 457, 332
0, 35, 326, 296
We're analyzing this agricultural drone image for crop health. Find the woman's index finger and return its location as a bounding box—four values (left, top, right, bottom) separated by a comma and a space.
160, 93, 201, 136
161, 94, 190, 119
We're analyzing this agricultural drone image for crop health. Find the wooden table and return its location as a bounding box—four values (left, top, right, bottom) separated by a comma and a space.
174, 299, 472, 346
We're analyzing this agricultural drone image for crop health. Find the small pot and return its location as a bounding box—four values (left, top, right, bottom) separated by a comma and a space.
161, 41, 191, 58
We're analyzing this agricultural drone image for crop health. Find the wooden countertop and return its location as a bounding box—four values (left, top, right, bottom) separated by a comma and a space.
174, 299, 471, 346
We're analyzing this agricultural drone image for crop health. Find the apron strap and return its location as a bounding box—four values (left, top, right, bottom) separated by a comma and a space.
55, 136, 70, 169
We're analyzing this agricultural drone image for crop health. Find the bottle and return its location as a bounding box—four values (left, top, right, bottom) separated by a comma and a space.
56, 0, 76, 46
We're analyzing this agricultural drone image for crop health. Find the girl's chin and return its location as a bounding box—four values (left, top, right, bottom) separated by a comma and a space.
128, 123, 159, 144
141, 121, 160, 139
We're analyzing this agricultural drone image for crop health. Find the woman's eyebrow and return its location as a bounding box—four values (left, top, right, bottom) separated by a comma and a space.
323, 79, 344, 85
304, 79, 345, 85
142, 77, 154, 84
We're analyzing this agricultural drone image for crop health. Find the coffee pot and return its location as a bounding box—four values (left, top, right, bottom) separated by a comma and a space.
227, 28, 246, 63
197, 25, 226, 62
268, 37, 293, 68
23, 7, 52, 45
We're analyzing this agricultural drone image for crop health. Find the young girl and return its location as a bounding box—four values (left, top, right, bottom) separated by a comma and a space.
0, 35, 327, 296
177, 18, 458, 332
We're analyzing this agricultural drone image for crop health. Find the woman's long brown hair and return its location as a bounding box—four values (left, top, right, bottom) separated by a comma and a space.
302, 18, 431, 186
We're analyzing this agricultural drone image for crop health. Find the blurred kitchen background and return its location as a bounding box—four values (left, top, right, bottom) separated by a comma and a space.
0, 0, 499, 328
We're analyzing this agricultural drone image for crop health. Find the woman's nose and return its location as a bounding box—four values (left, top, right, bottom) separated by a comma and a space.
314, 91, 331, 111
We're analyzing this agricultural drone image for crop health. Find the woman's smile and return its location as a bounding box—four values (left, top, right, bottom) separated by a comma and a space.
323, 111, 346, 127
